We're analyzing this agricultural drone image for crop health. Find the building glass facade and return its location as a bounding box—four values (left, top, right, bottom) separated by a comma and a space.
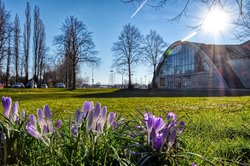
160, 44, 210, 76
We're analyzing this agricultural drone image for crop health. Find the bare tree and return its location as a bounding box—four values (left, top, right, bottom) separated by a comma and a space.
55, 16, 99, 89
23, 2, 31, 83
142, 30, 167, 88
6, 29, 11, 86
13, 14, 20, 82
234, 2, 250, 40
33, 5, 40, 79
33, 5, 48, 85
112, 23, 143, 89
0, 0, 11, 71
37, 22, 47, 86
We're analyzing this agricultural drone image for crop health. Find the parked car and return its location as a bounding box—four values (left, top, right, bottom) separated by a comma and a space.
55, 83, 65, 88
41, 84, 48, 89
11, 83, 25, 88
26, 81, 37, 88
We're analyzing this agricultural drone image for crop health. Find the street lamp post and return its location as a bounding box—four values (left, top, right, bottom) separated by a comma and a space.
92, 68, 94, 86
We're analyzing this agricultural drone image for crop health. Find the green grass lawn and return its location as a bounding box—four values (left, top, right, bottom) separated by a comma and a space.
1, 88, 250, 165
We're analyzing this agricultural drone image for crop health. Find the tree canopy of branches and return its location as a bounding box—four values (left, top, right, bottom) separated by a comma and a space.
0, 0, 11, 69
14, 14, 20, 82
142, 30, 167, 88
55, 16, 99, 89
23, 2, 31, 83
235, 1, 250, 40
112, 23, 143, 89
33, 5, 47, 85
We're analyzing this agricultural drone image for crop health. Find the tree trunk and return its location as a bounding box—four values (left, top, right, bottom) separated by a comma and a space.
72, 62, 76, 89
152, 64, 156, 88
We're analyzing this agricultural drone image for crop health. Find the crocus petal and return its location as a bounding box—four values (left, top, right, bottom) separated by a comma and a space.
153, 117, 166, 133
107, 112, 115, 129
26, 122, 48, 146
191, 163, 198, 166
167, 112, 177, 121
71, 126, 78, 136
87, 110, 94, 131
93, 102, 101, 121
98, 106, 107, 125
29, 114, 37, 129
75, 109, 81, 124
2, 96, 12, 119
168, 129, 177, 150
161, 126, 170, 145
96, 122, 103, 134
44, 105, 52, 121
44, 105, 53, 132
21, 110, 25, 119
178, 121, 185, 134
43, 125, 49, 135
37, 108, 45, 132
112, 121, 117, 130
12, 101, 19, 122
154, 134, 163, 150
82, 101, 93, 118
55, 119, 62, 128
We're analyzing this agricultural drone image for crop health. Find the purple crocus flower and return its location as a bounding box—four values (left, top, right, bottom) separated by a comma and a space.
26, 122, 48, 146
55, 119, 62, 128
71, 126, 78, 136
87, 110, 94, 131
82, 101, 93, 118
29, 114, 37, 129
154, 133, 163, 150
93, 103, 101, 121
21, 110, 26, 119
178, 121, 185, 134
44, 105, 53, 131
112, 121, 117, 130
37, 108, 45, 132
191, 163, 197, 166
107, 112, 115, 129
12, 102, 19, 122
2, 96, 12, 118
167, 112, 177, 121
75, 109, 82, 124
168, 129, 177, 150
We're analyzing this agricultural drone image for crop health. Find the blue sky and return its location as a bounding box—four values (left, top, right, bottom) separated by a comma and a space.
3, 0, 240, 84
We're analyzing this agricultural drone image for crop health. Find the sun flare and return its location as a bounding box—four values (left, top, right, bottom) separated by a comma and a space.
202, 8, 230, 34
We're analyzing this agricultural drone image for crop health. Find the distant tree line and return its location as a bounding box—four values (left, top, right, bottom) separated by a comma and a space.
0, 0, 168, 89
0, 1, 100, 89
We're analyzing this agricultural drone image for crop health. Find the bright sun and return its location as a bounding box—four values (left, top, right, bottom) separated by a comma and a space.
202, 8, 230, 34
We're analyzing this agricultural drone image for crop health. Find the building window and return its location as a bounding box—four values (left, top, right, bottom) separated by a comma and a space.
161, 44, 210, 76
160, 78, 165, 87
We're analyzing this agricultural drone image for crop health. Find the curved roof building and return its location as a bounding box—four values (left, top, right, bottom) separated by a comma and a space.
154, 40, 250, 89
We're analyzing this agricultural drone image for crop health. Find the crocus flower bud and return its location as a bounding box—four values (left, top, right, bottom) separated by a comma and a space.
167, 112, 177, 121
87, 111, 94, 131
29, 114, 37, 129
12, 101, 19, 122
168, 129, 177, 150
2, 96, 12, 119
75, 109, 81, 124
112, 121, 117, 130
93, 102, 101, 121
21, 110, 26, 119
55, 119, 62, 128
44, 105, 52, 121
71, 126, 78, 136
37, 108, 45, 131
178, 121, 185, 134
26, 122, 48, 146
107, 112, 115, 129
